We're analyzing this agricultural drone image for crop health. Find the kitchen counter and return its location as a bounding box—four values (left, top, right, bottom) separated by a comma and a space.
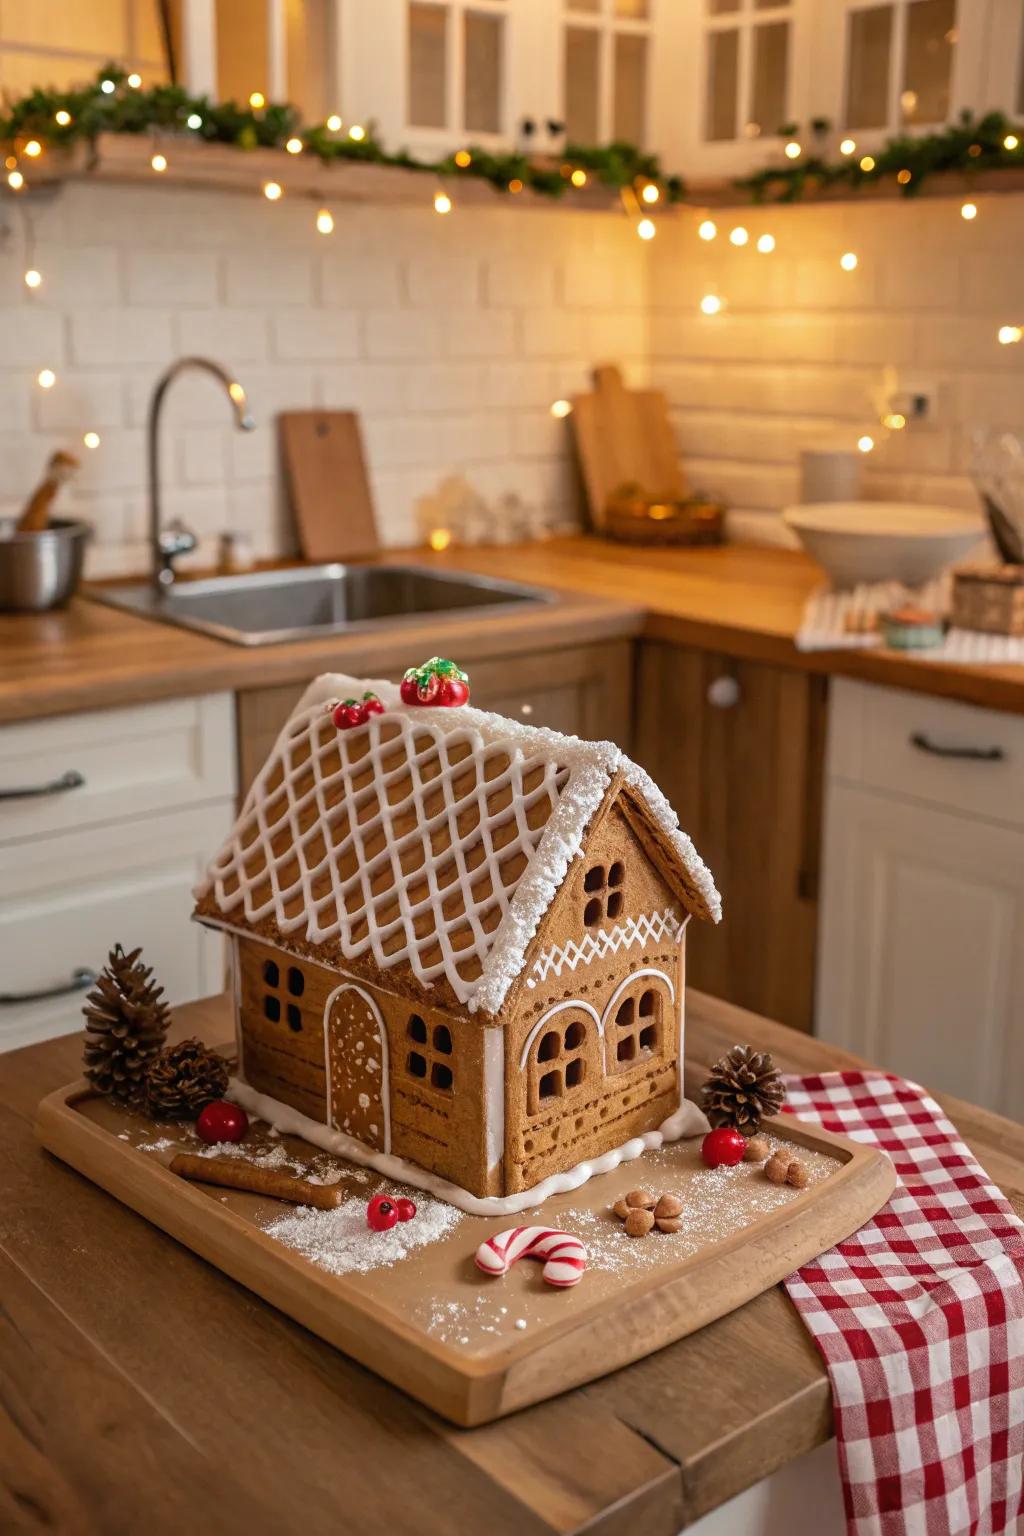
2, 538, 1023, 726
7, 989, 1023, 1533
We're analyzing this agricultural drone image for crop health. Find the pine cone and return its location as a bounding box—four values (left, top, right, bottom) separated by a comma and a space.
82, 944, 170, 1106
145, 1037, 229, 1120
701, 1044, 786, 1134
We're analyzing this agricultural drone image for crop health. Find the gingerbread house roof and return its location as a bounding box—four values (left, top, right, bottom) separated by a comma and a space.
194, 673, 720, 1017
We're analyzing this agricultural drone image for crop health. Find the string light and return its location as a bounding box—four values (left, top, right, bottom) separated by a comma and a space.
326, 114, 342, 132
997, 325, 1022, 345
7, 170, 24, 190
454, 149, 472, 168
784, 141, 801, 160
24, 268, 41, 289
349, 124, 366, 141
1005, 133, 1020, 151
857, 434, 875, 453
55, 109, 71, 126
641, 182, 659, 204
756, 233, 776, 253
840, 251, 858, 271
127, 73, 142, 88
100, 79, 116, 95
961, 202, 977, 220
700, 293, 723, 315
508, 177, 523, 193
23, 139, 42, 157
550, 399, 572, 419
187, 112, 202, 129
433, 190, 452, 214
729, 226, 749, 246
637, 217, 656, 240
897, 168, 912, 185
316, 208, 334, 234
37, 368, 56, 389
151, 152, 167, 173
83, 431, 100, 450
263, 180, 282, 200
429, 528, 452, 551
698, 219, 717, 241
859, 155, 875, 171
285, 136, 303, 154
882, 412, 906, 431
249, 91, 265, 109
570, 168, 587, 187
839, 138, 856, 155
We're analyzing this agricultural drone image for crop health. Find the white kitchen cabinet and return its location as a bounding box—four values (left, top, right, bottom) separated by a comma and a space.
0, 694, 236, 1053
816, 678, 1024, 1117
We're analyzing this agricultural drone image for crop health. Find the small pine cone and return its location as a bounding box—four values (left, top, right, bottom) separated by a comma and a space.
701, 1044, 786, 1135
82, 944, 170, 1106
145, 1038, 229, 1120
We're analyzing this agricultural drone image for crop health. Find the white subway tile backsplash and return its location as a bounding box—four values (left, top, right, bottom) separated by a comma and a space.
365, 309, 447, 361
2, 307, 65, 367
226, 252, 314, 307
71, 308, 173, 365
126, 251, 219, 307
175, 307, 270, 362
271, 308, 359, 361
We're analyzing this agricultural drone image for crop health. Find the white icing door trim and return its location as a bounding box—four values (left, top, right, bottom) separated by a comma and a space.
322, 982, 392, 1153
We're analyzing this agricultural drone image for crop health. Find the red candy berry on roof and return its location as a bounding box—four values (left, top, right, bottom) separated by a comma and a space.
367, 1193, 400, 1231
362, 692, 385, 716
401, 657, 470, 708
332, 692, 385, 731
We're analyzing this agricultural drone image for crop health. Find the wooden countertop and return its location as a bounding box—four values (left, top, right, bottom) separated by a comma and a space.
3, 539, 1023, 726
7, 991, 1023, 1535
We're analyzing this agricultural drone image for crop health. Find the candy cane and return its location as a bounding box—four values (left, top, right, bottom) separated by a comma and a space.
474, 1226, 587, 1288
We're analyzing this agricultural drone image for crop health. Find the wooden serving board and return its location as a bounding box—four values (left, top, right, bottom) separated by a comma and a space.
278, 409, 379, 563
36, 1058, 894, 1428
571, 364, 685, 529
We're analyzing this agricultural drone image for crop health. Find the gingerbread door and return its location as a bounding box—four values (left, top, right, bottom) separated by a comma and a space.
325, 985, 389, 1151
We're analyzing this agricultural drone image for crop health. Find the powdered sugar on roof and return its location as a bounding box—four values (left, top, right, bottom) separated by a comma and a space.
195, 672, 720, 1016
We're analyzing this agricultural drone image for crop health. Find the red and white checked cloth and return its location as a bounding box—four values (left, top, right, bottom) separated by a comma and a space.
782, 1070, 1024, 1536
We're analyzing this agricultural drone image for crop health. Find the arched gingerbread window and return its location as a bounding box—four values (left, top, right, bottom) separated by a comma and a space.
528, 1013, 591, 1114
609, 984, 664, 1073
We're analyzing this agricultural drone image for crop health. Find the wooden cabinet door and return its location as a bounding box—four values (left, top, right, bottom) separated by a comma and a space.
634, 641, 826, 1033
816, 784, 1024, 1116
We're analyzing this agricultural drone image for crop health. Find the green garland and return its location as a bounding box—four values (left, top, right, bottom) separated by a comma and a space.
2, 64, 1022, 206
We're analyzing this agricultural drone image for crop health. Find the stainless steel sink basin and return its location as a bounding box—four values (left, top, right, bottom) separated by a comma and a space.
88, 562, 553, 646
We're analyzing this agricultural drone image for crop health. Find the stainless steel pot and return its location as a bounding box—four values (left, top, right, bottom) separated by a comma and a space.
0, 518, 92, 612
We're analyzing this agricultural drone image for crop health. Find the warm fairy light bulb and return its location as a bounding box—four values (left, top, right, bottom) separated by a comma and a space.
286, 136, 303, 154
840, 251, 858, 271
228, 382, 247, 405
55, 109, 72, 126
1004, 133, 1020, 151
784, 141, 801, 160
23, 139, 42, 157
637, 217, 656, 240
454, 149, 471, 167
349, 124, 366, 141
700, 293, 723, 315
263, 180, 282, 201
641, 182, 659, 204
326, 114, 342, 131
508, 177, 523, 193
570, 168, 587, 187
429, 528, 452, 551
897, 169, 912, 185
127, 73, 142, 88
316, 207, 334, 234
729, 226, 749, 246
37, 368, 56, 389
249, 91, 265, 109
187, 112, 202, 129
961, 202, 977, 220
550, 399, 572, 419
100, 79, 116, 94
882, 412, 906, 431
433, 190, 452, 214
151, 152, 167, 172
859, 155, 875, 172
83, 431, 100, 449
756, 233, 775, 253
24, 268, 41, 289
998, 325, 1022, 345
7, 170, 24, 190
839, 138, 856, 155
857, 434, 875, 453
698, 219, 717, 241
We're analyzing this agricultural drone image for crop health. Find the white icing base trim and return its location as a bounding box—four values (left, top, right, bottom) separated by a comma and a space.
228, 1077, 711, 1217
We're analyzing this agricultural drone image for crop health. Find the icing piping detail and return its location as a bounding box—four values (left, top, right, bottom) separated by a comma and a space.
525, 906, 684, 988
518, 998, 604, 1072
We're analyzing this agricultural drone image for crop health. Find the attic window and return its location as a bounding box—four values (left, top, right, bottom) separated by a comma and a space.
583, 860, 627, 929
406, 1012, 455, 1094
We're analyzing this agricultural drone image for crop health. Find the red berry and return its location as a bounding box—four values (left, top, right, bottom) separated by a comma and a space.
196, 1100, 248, 1144
701, 1127, 747, 1169
366, 1193, 400, 1231
399, 677, 421, 706
332, 701, 366, 730
395, 1197, 417, 1222
438, 677, 470, 707
362, 694, 385, 716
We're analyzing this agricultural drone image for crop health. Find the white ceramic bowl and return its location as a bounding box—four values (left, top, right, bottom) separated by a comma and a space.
782, 502, 987, 589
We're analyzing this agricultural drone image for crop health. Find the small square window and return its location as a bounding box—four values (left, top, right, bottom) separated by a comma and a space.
639, 989, 657, 1016
617, 1034, 636, 1063
264, 995, 280, 1023
565, 1058, 585, 1088
584, 864, 606, 892
433, 1023, 452, 1054
538, 1030, 561, 1061
431, 1061, 453, 1092
408, 1014, 428, 1043
539, 1069, 562, 1099
287, 1004, 302, 1032
564, 1020, 584, 1050
607, 891, 623, 920
584, 897, 603, 928
639, 1023, 658, 1051
263, 959, 279, 987
287, 967, 304, 997
407, 1051, 427, 1078
616, 997, 635, 1026
609, 861, 625, 886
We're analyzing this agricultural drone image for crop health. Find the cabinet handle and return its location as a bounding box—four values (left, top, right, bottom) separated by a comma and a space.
0, 769, 86, 801
910, 732, 1005, 763
0, 966, 97, 1006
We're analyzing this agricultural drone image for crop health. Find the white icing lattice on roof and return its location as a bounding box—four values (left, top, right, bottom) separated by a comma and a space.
196, 674, 720, 1015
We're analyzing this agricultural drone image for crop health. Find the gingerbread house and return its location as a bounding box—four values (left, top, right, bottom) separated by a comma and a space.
193, 671, 721, 1207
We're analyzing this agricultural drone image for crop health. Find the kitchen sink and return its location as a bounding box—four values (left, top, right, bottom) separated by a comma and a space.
88, 562, 553, 646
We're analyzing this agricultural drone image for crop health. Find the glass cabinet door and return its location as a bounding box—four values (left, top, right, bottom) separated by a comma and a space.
560, 0, 655, 147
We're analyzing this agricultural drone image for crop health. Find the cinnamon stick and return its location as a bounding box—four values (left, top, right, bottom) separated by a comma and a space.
170, 1152, 345, 1209
16, 450, 80, 532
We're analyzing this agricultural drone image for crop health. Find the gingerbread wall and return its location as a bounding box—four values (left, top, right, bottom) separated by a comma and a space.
501, 800, 687, 1194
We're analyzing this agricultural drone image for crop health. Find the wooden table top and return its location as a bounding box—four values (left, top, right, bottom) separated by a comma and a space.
3, 539, 1023, 727
6, 990, 1022, 1536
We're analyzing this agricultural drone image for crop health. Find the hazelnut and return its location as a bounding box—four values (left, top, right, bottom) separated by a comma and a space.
625, 1189, 656, 1210
624, 1208, 655, 1237
765, 1153, 790, 1185
656, 1217, 683, 1233
654, 1192, 684, 1220
611, 1198, 631, 1220
786, 1159, 810, 1189
745, 1135, 771, 1163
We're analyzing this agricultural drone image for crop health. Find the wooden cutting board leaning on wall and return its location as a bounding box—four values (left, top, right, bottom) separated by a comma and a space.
279, 411, 380, 562
570, 364, 685, 530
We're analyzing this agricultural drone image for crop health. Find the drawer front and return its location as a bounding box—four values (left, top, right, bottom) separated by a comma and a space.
0, 694, 235, 847
0, 802, 230, 1052
828, 678, 1024, 828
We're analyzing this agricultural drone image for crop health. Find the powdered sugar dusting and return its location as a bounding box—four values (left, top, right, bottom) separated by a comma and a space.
265, 1194, 461, 1275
